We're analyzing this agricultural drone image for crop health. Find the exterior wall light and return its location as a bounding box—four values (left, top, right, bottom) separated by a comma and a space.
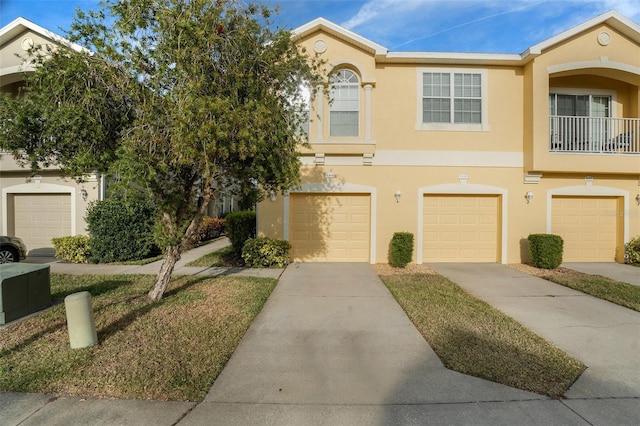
394, 190, 402, 203
324, 172, 336, 184
636, 194, 640, 206
525, 191, 533, 204
269, 190, 276, 202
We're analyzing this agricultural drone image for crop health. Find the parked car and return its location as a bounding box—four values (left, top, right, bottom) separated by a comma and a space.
0, 236, 27, 263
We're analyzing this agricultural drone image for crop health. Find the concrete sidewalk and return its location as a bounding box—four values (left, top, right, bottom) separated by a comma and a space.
563, 262, 639, 286
24, 237, 283, 280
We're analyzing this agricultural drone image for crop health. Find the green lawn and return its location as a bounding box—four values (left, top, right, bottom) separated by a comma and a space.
378, 270, 585, 398
186, 245, 242, 268
0, 273, 275, 401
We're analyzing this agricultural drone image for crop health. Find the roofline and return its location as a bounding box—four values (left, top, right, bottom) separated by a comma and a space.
523, 10, 640, 58
0, 17, 86, 53
294, 11, 639, 66
382, 52, 523, 66
293, 17, 388, 56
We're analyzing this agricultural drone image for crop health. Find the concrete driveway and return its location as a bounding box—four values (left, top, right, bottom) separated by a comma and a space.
180, 262, 579, 425
563, 262, 639, 286
429, 263, 640, 408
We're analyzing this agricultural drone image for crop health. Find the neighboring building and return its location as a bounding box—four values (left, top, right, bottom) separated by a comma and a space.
257, 10, 640, 264
0, 18, 102, 256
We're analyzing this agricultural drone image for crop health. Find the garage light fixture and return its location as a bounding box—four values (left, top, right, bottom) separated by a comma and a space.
636, 194, 640, 206
79, 188, 88, 201
394, 190, 402, 203
525, 191, 533, 204
324, 172, 336, 184
269, 190, 276, 202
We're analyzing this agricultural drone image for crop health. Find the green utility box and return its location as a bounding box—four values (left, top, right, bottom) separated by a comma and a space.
0, 264, 51, 325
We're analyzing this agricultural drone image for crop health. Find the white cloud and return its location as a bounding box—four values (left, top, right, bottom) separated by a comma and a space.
600, 0, 640, 19
340, 0, 424, 30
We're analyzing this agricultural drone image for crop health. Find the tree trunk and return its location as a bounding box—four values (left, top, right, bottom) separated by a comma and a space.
148, 244, 181, 302
146, 187, 216, 302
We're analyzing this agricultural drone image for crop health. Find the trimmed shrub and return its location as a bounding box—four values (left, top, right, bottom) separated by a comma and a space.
390, 232, 414, 268
52, 235, 91, 263
625, 235, 640, 266
86, 195, 158, 263
242, 237, 291, 268
225, 210, 256, 253
197, 217, 225, 242
528, 234, 563, 269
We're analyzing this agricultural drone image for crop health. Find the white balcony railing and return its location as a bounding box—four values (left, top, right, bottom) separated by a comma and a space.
550, 116, 640, 154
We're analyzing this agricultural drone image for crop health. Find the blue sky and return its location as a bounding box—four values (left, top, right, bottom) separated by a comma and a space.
1, 1, 638, 53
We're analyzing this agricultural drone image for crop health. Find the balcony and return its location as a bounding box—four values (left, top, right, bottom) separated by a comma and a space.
549, 116, 640, 154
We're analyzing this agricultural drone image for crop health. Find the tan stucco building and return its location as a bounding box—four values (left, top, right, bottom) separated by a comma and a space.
0, 18, 101, 256
258, 11, 640, 264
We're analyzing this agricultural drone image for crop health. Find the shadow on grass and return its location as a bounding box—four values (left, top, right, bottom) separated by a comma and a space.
2, 275, 213, 357
51, 276, 137, 300
436, 326, 585, 398
96, 276, 210, 342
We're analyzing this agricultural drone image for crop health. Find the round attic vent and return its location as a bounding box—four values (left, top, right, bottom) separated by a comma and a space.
597, 31, 611, 46
21, 37, 34, 50
313, 39, 327, 53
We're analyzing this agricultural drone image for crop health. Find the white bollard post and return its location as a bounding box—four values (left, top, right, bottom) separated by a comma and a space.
64, 291, 98, 348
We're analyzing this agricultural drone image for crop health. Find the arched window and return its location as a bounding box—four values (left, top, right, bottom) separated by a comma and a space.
330, 69, 359, 137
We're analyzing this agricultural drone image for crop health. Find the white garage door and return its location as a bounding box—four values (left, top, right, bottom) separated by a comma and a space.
423, 195, 500, 262
551, 196, 619, 262
12, 193, 72, 254
289, 193, 370, 262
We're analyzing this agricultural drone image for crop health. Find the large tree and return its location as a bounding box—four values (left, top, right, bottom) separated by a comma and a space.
0, 0, 323, 301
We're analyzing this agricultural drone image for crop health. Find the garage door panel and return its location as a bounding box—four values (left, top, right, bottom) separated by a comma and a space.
423, 195, 499, 263
12, 193, 72, 254
551, 196, 618, 262
290, 194, 371, 262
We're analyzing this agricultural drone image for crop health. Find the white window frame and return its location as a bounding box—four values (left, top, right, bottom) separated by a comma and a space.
416, 67, 489, 132
329, 69, 360, 137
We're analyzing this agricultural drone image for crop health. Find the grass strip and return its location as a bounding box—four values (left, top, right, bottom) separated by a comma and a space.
0, 273, 276, 401
513, 265, 640, 312
186, 245, 241, 268
379, 272, 585, 398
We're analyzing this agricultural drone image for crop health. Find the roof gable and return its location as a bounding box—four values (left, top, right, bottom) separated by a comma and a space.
0, 17, 85, 53
293, 17, 388, 56
524, 10, 640, 57
293, 11, 639, 66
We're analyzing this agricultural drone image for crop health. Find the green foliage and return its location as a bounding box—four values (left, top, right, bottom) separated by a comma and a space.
242, 238, 291, 268
528, 234, 564, 269
0, 0, 324, 299
86, 195, 158, 263
197, 217, 225, 242
225, 211, 256, 253
52, 235, 92, 263
390, 232, 414, 268
625, 235, 640, 266
0, 50, 130, 176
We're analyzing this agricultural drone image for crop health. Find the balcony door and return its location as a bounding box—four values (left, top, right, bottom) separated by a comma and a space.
549, 93, 611, 151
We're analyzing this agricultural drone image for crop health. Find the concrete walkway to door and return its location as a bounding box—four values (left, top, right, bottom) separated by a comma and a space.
430, 263, 640, 424
181, 263, 592, 425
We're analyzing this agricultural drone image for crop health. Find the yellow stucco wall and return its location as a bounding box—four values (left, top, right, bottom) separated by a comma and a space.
258, 165, 639, 264
529, 24, 640, 173
259, 16, 640, 264
0, 172, 99, 239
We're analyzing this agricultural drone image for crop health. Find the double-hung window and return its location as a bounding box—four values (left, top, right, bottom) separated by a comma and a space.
330, 69, 359, 137
417, 68, 488, 131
